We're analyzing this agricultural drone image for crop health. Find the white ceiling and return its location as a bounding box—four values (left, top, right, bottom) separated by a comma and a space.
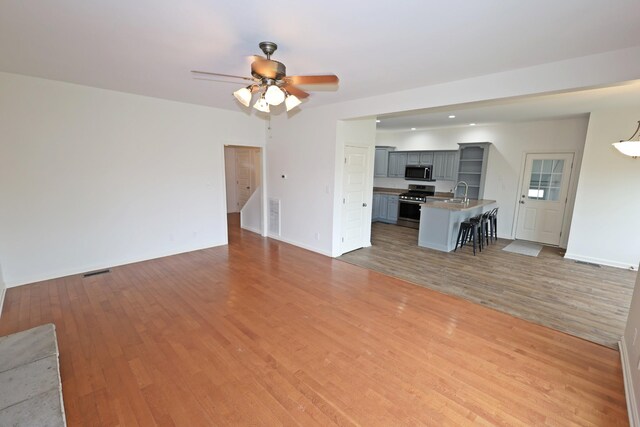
1, 0, 640, 114
376, 80, 640, 131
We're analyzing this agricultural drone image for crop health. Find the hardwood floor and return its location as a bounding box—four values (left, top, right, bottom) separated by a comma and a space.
0, 214, 629, 425
340, 222, 636, 349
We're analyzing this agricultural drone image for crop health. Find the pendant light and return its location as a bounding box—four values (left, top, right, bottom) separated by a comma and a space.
612, 120, 640, 158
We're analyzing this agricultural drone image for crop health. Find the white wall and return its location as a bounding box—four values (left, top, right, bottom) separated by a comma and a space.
224, 147, 238, 213
267, 47, 640, 258
622, 268, 640, 426
0, 259, 5, 316
240, 185, 263, 235
0, 72, 265, 287
566, 108, 640, 269
373, 118, 589, 245
267, 109, 340, 255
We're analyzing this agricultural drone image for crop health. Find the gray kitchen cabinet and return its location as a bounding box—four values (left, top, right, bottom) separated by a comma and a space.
386, 195, 399, 223
387, 152, 408, 177
433, 151, 458, 181
407, 152, 420, 165
372, 193, 382, 221
420, 151, 434, 166
372, 193, 399, 224
408, 151, 434, 166
374, 146, 395, 177
455, 142, 491, 200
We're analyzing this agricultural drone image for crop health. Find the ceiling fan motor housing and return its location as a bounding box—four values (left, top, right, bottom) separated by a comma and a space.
251, 60, 286, 81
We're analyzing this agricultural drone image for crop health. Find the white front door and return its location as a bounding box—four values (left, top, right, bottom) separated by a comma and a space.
235, 148, 253, 210
515, 153, 574, 245
341, 146, 369, 253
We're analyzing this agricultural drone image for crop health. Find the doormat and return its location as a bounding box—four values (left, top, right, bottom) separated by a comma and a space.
502, 240, 543, 257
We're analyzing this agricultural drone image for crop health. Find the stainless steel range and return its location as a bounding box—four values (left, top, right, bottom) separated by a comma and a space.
397, 184, 436, 229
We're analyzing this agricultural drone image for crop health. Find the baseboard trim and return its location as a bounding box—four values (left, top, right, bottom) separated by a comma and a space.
564, 252, 635, 270
619, 338, 639, 427
5, 241, 228, 288
241, 225, 263, 235
267, 234, 332, 257
0, 286, 6, 318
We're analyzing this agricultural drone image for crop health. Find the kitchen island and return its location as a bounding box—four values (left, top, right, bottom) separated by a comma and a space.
418, 199, 497, 252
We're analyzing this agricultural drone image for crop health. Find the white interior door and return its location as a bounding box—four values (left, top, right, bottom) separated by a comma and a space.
515, 153, 574, 245
235, 148, 253, 210
341, 146, 369, 253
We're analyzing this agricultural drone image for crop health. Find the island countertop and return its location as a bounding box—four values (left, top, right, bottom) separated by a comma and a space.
421, 199, 497, 212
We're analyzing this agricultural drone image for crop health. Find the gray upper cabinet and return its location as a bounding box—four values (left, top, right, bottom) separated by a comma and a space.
407, 152, 420, 165
455, 142, 491, 200
374, 146, 395, 177
420, 152, 434, 166
407, 151, 433, 166
432, 151, 458, 181
387, 152, 408, 177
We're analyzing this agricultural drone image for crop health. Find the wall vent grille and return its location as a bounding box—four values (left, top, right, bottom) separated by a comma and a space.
575, 261, 601, 268
268, 198, 281, 236
83, 269, 111, 278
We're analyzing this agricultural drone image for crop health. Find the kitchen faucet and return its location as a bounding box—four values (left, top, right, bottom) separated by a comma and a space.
453, 181, 469, 203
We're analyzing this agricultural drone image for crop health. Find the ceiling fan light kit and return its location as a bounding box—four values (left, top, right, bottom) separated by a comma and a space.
253, 95, 270, 113
233, 86, 253, 107
192, 41, 338, 114
612, 120, 640, 158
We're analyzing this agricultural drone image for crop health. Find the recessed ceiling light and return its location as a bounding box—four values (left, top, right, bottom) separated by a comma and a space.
448, 115, 456, 118
469, 123, 476, 126
411, 127, 416, 131
376, 119, 381, 123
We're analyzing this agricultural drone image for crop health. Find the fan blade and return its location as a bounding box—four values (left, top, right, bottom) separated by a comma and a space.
285, 75, 339, 85
193, 77, 248, 85
282, 84, 310, 99
191, 70, 254, 82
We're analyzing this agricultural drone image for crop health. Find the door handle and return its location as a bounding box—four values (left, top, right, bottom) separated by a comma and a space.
519, 201, 525, 204
363, 203, 368, 207
246, 186, 250, 189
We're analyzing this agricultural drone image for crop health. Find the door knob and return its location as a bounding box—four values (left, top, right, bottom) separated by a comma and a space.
519, 201, 525, 204
246, 186, 250, 189
363, 203, 368, 207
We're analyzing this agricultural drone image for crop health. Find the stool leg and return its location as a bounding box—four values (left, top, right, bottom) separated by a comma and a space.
455, 224, 464, 251
494, 217, 498, 241
472, 225, 477, 256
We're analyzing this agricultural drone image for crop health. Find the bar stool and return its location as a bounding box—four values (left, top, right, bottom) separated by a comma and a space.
488, 207, 499, 242
479, 211, 491, 247
455, 216, 481, 255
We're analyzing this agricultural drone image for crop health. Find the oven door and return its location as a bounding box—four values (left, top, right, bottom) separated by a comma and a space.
397, 200, 422, 228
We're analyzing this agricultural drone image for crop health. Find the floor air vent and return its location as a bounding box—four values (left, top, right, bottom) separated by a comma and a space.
83, 269, 111, 278
575, 261, 601, 268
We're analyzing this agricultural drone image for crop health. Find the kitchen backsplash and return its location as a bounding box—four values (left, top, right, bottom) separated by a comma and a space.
374, 177, 457, 193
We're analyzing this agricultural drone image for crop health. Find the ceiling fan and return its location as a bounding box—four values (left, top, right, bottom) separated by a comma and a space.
191, 41, 339, 113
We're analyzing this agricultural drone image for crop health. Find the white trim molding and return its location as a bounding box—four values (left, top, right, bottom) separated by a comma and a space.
564, 252, 637, 270
0, 286, 6, 319
619, 338, 639, 427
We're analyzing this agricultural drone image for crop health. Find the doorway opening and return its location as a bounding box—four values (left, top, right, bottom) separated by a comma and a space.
224, 145, 264, 235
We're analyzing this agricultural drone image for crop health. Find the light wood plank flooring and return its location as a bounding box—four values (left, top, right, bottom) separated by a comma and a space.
0, 214, 629, 425
339, 222, 636, 348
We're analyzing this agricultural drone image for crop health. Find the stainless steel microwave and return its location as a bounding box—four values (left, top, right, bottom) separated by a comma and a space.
405, 165, 433, 181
